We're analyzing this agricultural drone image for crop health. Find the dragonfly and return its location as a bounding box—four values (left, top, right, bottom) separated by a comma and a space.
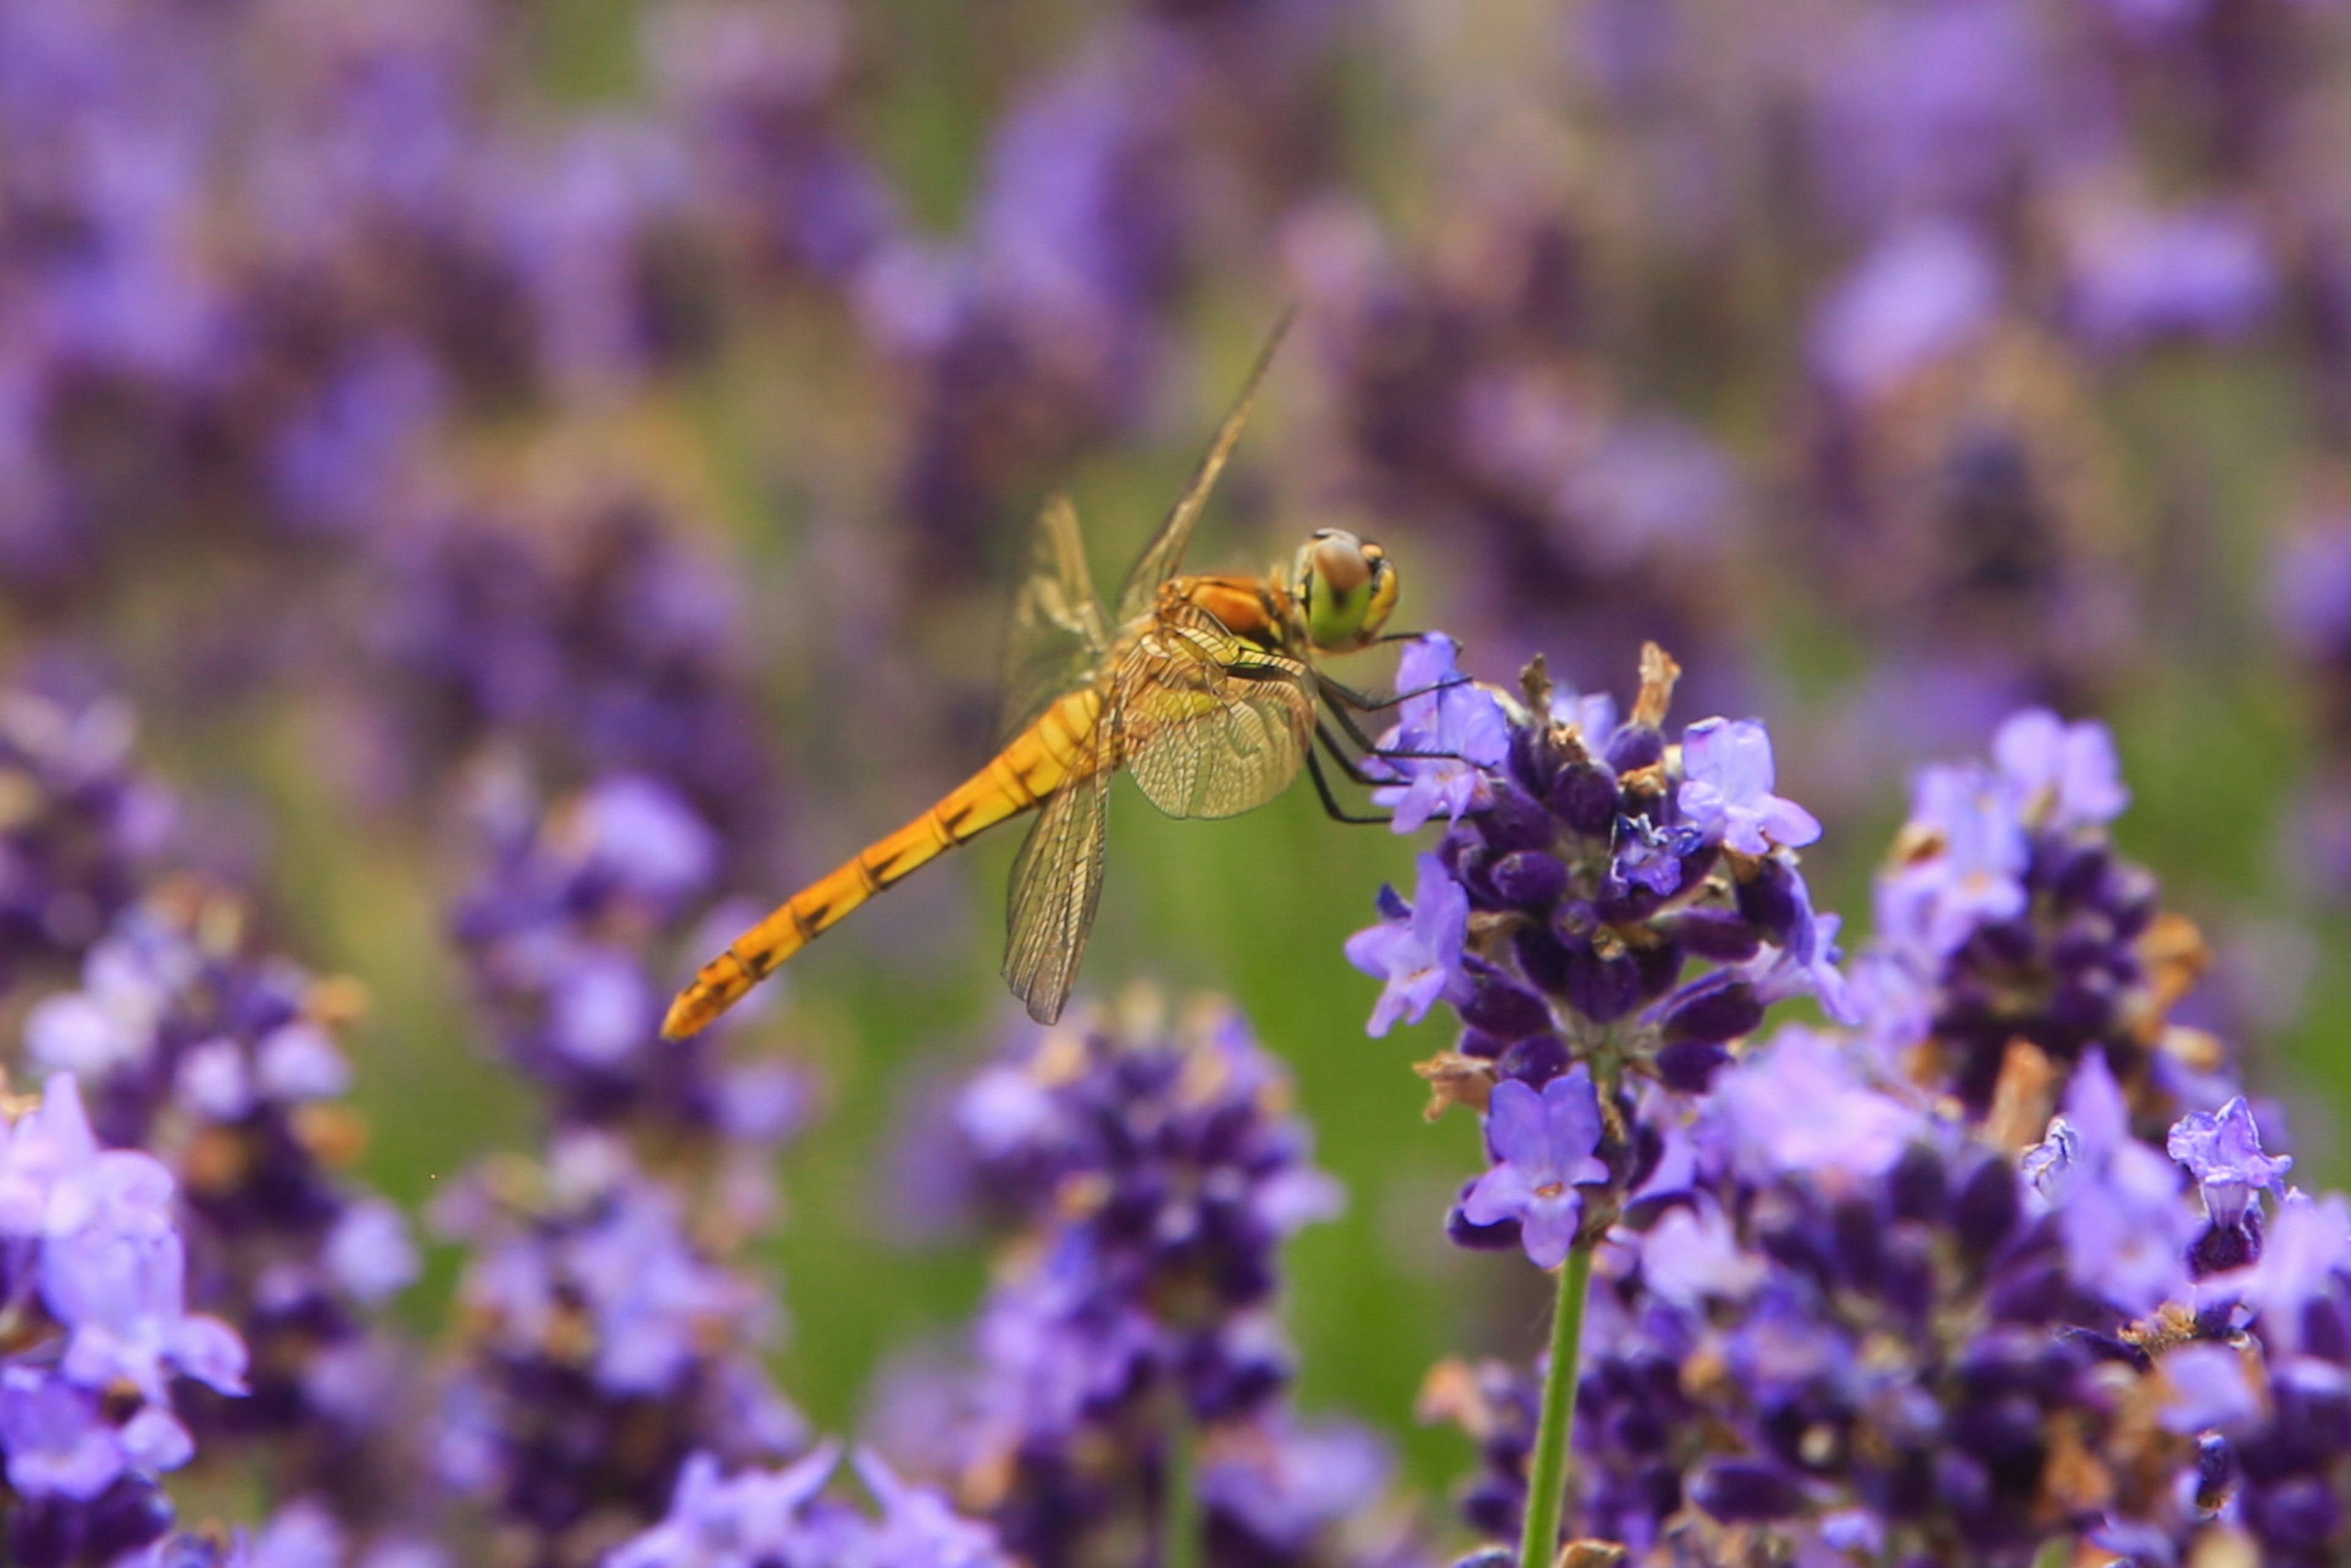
662, 319, 1419, 1038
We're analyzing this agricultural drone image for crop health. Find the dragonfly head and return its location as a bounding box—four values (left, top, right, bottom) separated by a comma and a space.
1295, 528, 1398, 652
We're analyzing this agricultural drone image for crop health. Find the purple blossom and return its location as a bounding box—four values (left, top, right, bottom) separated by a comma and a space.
2157, 1343, 2263, 1436
1371, 636, 1510, 833
2066, 202, 2276, 350
891, 1000, 1383, 1567
1610, 814, 1697, 895
1196, 1417, 1397, 1558
1548, 686, 1619, 743
1344, 854, 1470, 1037
1991, 708, 2129, 830
1734, 883, 1858, 1026
1462, 1068, 1608, 1269
1712, 1027, 1921, 1180
2170, 1097, 2293, 1229
611, 1444, 1013, 1568
1875, 762, 2030, 959
1638, 1200, 1764, 1308
1676, 719, 1821, 855
432, 1132, 803, 1553
1810, 222, 2000, 400
2233, 1193, 2351, 1356
2026, 1051, 2198, 1316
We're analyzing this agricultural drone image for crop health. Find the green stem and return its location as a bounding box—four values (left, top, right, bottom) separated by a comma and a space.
1517, 1244, 1596, 1568
1163, 1401, 1201, 1568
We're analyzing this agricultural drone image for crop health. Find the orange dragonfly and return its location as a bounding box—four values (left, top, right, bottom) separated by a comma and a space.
662, 320, 1410, 1037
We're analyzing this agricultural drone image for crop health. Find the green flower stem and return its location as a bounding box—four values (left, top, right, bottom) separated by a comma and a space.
1517, 1242, 1597, 1568
1163, 1401, 1201, 1568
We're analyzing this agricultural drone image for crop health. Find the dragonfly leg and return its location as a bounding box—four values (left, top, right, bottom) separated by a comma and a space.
1318, 672, 1474, 714
1307, 746, 1392, 825
1316, 683, 1471, 764
1315, 719, 1401, 786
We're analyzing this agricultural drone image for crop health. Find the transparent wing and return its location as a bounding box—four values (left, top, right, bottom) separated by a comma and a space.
1114, 310, 1296, 626
997, 493, 1113, 748
1117, 606, 1314, 821
1003, 740, 1112, 1026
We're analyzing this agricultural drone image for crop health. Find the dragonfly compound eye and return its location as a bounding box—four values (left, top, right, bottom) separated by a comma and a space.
1300, 530, 1397, 650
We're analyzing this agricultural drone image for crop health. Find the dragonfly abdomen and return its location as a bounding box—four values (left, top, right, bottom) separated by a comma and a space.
659, 686, 1107, 1040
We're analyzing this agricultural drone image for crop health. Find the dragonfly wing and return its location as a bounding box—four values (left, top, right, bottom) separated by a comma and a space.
997, 493, 1112, 748
1113, 310, 1296, 627
1118, 612, 1314, 821
1003, 744, 1112, 1025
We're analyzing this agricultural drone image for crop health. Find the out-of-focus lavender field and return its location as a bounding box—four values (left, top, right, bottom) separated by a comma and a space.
9, 0, 2351, 1559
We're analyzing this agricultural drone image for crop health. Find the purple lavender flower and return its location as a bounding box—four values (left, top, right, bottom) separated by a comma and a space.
1370, 637, 1511, 833
1349, 642, 1848, 1100
1861, 710, 2191, 1113
1809, 222, 2000, 402
1991, 708, 2130, 830
2157, 1343, 2263, 1437
432, 1131, 805, 1558
15, 883, 424, 1536
2066, 202, 2276, 351
2024, 1050, 2197, 1315
1876, 762, 2030, 960
1635, 1199, 1763, 1310
1676, 719, 1821, 856
452, 766, 798, 1147
1461, 1070, 1608, 1269
1608, 815, 1697, 896
0, 680, 177, 994
2232, 1192, 2351, 1357
612, 1444, 1013, 1568
882, 997, 1406, 1568
2170, 1097, 2292, 1229
1344, 855, 1470, 1037
1711, 1026, 1922, 1181
0, 1073, 250, 1562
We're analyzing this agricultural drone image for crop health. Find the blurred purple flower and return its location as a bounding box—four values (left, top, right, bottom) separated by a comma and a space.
1991, 708, 2129, 830
2025, 1051, 2198, 1315
1713, 1026, 1920, 1180
1811, 223, 2000, 400
2067, 203, 2276, 350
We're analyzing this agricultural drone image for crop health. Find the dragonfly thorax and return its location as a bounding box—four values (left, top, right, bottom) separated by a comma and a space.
1294, 528, 1398, 652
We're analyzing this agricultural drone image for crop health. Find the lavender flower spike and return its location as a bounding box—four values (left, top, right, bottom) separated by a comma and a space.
1677, 718, 1821, 855
1344, 853, 1469, 1037
1462, 1067, 1607, 1269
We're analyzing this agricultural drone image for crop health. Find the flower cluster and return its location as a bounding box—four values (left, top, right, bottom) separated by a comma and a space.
881, 994, 1422, 1568
1379, 679, 2351, 1566
0, 1074, 246, 1566
0, 679, 176, 1000
370, 505, 774, 832
1348, 637, 1847, 1266
430, 1131, 806, 1564
19, 882, 421, 1531
453, 767, 803, 1166
1857, 707, 2209, 1118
